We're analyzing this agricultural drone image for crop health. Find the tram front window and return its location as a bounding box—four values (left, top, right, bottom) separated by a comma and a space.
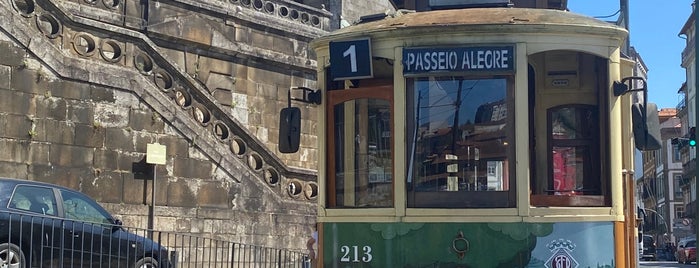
406, 77, 515, 208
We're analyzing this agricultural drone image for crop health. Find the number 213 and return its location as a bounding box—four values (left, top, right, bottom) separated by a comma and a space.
340, 245, 373, 263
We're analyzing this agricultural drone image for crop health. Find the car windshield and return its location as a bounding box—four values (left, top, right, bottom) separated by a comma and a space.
687, 240, 696, 247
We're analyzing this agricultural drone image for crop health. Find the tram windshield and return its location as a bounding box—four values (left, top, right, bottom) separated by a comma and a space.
406, 76, 515, 208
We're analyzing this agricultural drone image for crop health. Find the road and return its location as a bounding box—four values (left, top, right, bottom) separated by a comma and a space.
640, 261, 695, 267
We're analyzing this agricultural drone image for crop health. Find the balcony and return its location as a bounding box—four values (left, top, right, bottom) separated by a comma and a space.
682, 37, 695, 61
677, 97, 687, 117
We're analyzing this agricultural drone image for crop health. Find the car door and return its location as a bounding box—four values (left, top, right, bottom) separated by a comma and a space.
6, 185, 62, 267
59, 189, 121, 268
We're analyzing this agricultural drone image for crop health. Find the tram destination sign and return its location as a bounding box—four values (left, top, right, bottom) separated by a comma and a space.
403, 45, 515, 75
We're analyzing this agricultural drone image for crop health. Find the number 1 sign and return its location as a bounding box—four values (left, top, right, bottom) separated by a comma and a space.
329, 38, 373, 81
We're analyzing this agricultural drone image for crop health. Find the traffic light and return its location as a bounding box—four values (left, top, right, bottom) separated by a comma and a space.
690, 127, 696, 147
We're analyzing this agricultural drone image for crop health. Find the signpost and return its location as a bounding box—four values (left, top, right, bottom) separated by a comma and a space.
146, 143, 166, 236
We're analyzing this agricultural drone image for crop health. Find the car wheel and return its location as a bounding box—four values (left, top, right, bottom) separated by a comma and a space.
135, 257, 159, 268
0, 243, 25, 268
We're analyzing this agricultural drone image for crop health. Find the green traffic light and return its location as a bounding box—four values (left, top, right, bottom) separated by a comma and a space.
691, 140, 697, 147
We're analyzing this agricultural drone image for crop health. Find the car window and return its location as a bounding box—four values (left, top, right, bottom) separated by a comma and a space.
9, 185, 57, 216
60, 189, 112, 224
687, 241, 696, 247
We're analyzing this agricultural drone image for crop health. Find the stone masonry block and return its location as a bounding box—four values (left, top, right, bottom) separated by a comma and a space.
49, 80, 91, 100
105, 128, 134, 151
48, 144, 94, 167
74, 123, 105, 148
1, 114, 32, 140
29, 165, 86, 190
0, 66, 10, 90
36, 97, 68, 121
67, 102, 94, 124
167, 178, 197, 207
157, 136, 189, 158
0, 161, 28, 179
129, 109, 165, 133
173, 157, 212, 179
82, 171, 123, 203
28, 142, 50, 164
89, 86, 115, 102
272, 36, 294, 55
196, 182, 230, 209
0, 139, 29, 163
39, 119, 74, 145
212, 88, 232, 107
9, 69, 42, 95
122, 176, 147, 205
250, 30, 274, 51
93, 149, 119, 170
0, 90, 31, 116
0, 42, 26, 67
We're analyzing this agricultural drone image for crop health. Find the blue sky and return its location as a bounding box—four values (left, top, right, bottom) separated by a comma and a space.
568, 1, 694, 109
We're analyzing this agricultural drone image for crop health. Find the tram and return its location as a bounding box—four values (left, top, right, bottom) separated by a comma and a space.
281, 0, 662, 267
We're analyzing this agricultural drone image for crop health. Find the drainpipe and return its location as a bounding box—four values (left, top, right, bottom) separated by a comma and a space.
620, 0, 630, 55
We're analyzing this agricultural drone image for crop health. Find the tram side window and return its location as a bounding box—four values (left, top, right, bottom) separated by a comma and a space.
327, 86, 394, 208
406, 76, 515, 208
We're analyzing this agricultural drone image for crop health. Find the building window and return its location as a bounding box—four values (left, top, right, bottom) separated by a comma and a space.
673, 143, 681, 162
674, 174, 683, 199
656, 175, 664, 200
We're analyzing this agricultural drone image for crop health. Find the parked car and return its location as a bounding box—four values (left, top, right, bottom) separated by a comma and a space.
677, 238, 697, 264
640, 235, 657, 261
0, 178, 172, 268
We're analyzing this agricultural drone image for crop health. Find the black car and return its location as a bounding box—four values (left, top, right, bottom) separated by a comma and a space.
0, 178, 172, 268
641, 235, 657, 261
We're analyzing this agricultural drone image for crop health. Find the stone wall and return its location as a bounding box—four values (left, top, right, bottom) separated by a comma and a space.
0, 0, 393, 252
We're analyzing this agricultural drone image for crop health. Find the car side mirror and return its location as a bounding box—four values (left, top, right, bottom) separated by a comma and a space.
112, 219, 123, 232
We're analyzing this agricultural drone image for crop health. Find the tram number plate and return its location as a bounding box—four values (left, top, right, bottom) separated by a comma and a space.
339, 245, 373, 263
329, 38, 373, 81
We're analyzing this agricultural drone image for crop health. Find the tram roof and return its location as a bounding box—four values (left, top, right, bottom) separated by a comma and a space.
312, 8, 627, 46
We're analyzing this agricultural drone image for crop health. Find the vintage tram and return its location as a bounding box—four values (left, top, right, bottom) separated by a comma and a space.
282, 1, 661, 267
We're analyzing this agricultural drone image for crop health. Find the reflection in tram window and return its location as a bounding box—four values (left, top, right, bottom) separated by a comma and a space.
548, 105, 600, 196
333, 98, 393, 207
406, 76, 514, 208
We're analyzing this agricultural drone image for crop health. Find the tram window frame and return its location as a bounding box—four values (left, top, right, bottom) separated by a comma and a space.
326, 83, 395, 208
405, 75, 516, 208
529, 54, 611, 207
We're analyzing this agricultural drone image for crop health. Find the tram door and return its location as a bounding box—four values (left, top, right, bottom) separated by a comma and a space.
528, 50, 611, 207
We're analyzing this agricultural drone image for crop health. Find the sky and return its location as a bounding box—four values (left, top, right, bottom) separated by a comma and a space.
568, 0, 694, 109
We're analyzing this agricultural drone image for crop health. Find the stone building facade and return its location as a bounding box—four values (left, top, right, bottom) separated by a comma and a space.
0, 0, 390, 251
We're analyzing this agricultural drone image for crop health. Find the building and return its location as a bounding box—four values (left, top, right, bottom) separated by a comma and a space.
641, 109, 682, 245
677, 1, 697, 239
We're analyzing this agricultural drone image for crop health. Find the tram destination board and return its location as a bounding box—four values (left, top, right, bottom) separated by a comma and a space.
403, 45, 515, 75
329, 38, 373, 81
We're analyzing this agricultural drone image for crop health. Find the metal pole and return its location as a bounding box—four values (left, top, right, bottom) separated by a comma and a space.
694, 1, 698, 250
148, 164, 156, 238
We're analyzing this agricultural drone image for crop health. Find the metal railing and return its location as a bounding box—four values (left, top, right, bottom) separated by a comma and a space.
0, 211, 309, 268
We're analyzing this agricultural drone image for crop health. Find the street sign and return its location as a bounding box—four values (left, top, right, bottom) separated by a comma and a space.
329, 38, 373, 81
146, 143, 167, 165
